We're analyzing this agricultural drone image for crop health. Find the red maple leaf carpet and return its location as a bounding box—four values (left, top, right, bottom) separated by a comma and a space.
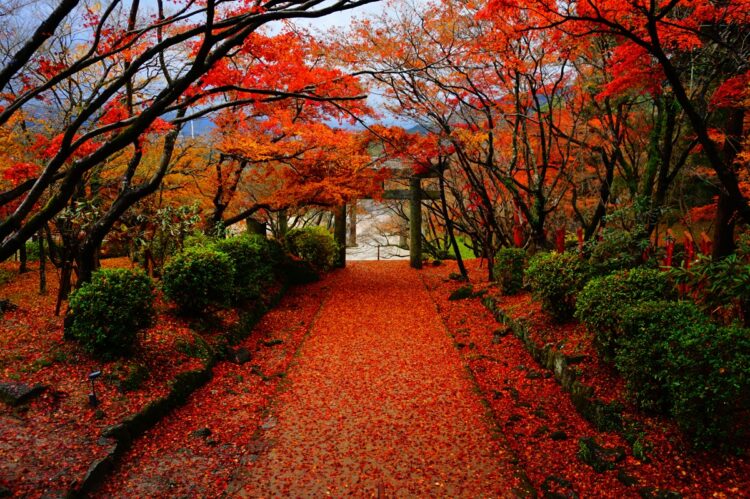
225, 261, 520, 496
103, 261, 521, 496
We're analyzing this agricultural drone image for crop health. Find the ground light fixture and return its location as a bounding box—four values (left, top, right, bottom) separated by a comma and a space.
88, 370, 102, 407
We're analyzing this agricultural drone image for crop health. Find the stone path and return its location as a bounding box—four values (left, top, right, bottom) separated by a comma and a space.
226, 262, 519, 496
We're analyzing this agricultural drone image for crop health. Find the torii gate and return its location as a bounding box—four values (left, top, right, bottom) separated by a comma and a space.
334, 171, 439, 269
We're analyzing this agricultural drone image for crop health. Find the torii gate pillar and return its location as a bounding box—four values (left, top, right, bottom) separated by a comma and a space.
409, 177, 422, 269
334, 204, 347, 268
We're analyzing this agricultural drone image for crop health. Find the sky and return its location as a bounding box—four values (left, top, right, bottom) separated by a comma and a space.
296, 2, 388, 32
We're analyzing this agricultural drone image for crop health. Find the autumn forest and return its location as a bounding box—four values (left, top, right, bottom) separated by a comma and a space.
1, 0, 749, 496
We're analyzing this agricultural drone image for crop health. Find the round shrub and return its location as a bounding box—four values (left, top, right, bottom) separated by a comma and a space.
66, 269, 155, 359
525, 252, 589, 322
493, 247, 526, 295
617, 301, 750, 447
162, 246, 235, 314
281, 256, 321, 284
212, 235, 274, 302
616, 301, 705, 414
285, 226, 338, 271
575, 268, 674, 360
586, 229, 650, 276
667, 323, 750, 447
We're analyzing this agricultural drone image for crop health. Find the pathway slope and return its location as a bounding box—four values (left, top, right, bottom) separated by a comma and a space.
227, 261, 519, 496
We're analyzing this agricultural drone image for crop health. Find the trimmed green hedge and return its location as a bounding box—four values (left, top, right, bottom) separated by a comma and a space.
162, 246, 235, 314
212, 235, 274, 303
493, 247, 526, 295
525, 252, 589, 322
66, 269, 155, 359
617, 301, 750, 447
575, 268, 674, 360
285, 226, 337, 271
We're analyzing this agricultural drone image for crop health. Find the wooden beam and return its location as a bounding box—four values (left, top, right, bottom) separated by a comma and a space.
409, 177, 422, 269
383, 189, 440, 200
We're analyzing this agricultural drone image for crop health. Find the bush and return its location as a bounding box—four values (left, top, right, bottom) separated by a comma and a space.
575, 268, 674, 360
285, 226, 338, 271
586, 229, 650, 275
670, 254, 750, 326
66, 269, 155, 359
280, 257, 320, 284
162, 246, 235, 314
525, 252, 589, 321
493, 247, 526, 295
617, 301, 750, 447
212, 235, 274, 302
668, 323, 750, 447
616, 301, 705, 413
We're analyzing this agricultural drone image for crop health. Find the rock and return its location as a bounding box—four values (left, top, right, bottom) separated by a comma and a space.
638, 487, 682, 499
0, 381, 46, 406
533, 425, 549, 437
191, 427, 212, 439
526, 370, 544, 380
565, 354, 587, 365
507, 414, 523, 424
492, 327, 512, 344
448, 285, 474, 301
617, 469, 638, 487
262, 339, 283, 347
0, 299, 17, 314
232, 347, 252, 364
541, 475, 579, 498
577, 437, 626, 473
550, 430, 568, 441
261, 417, 277, 430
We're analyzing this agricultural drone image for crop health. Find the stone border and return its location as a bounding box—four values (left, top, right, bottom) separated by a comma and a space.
481, 296, 623, 433
69, 285, 288, 498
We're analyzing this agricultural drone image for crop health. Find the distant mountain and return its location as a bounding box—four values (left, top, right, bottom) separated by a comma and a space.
406, 123, 429, 135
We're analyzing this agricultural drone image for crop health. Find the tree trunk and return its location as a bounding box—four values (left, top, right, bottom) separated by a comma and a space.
246, 218, 266, 236
712, 108, 744, 259
409, 177, 423, 269
19, 241, 28, 274
439, 171, 467, 279
38, 229, 46, 295
348, 201, 357, 247
333, 205, 347, 268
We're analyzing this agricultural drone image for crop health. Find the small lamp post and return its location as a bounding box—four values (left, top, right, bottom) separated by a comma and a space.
88, 370, 102, 407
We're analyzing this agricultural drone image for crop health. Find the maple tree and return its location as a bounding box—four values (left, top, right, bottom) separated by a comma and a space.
478, 0, 750, 256
0, 0, 381, 273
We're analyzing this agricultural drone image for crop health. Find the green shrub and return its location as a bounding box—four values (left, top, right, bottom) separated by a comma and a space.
616, 301, 705, 413
121, 363, 150, 392
575, 268, 674, 360
162, 246, 235, 314
493, 248, 526, 295
668, 323, 750, 447
24, 239, 40, 261
670, 254, 750, 326
586, 229, 650, 275
66, 269, 155, 359
617, 301, 750, 447
212, 235, 274, 302
280, 257, 320, 284
285, 226, 338, 271
525, 252, 589, 321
